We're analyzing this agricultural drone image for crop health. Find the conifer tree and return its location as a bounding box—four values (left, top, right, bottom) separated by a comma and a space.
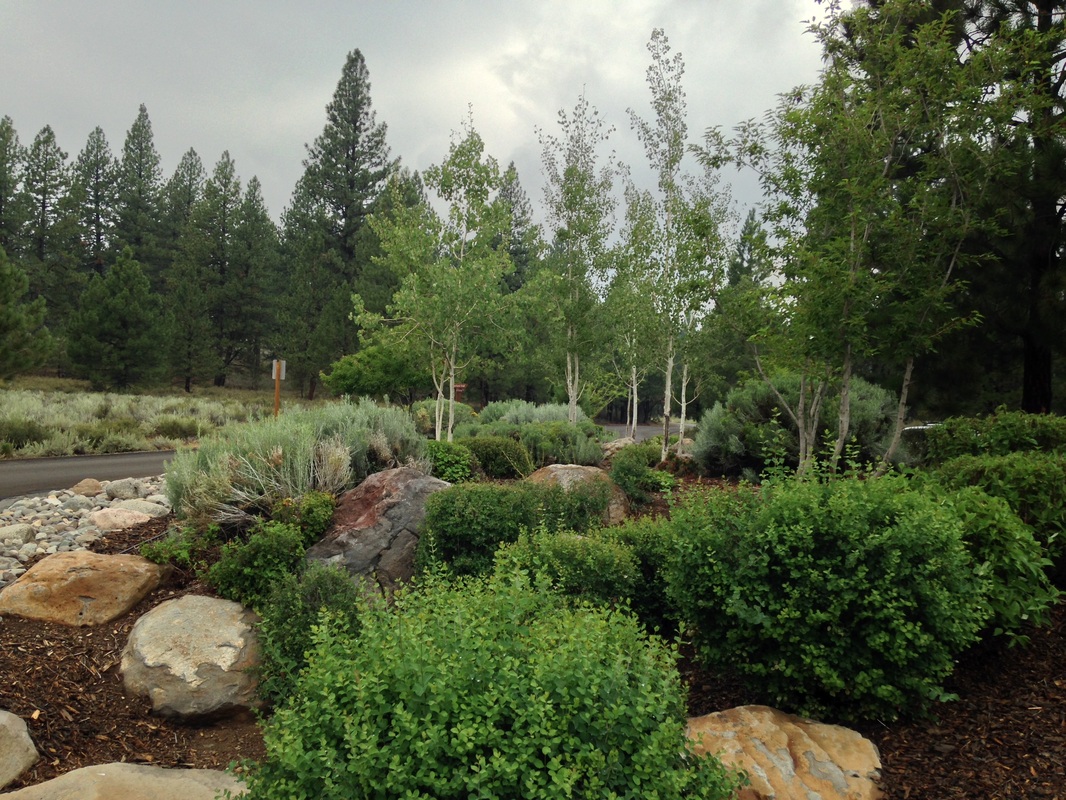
115, 104, 164, 284
0, 116, 27, 256
66, 248, 167, 389
72, 126, 118, 276
0, 246, 52, 380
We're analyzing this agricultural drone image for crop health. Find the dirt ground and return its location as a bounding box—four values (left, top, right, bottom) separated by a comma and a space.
1, 514, 1063, 798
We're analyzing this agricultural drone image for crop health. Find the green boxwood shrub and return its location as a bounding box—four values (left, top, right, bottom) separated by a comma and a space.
600, 516, 678, 635
456, 435, 534, 478
418, 481, 611, 576
270, 491, 336, 546
139, 524, 220, 572
494, 526, 639, 608
921, 408, 1066, 466
255, 562, 363, 707
241, 574, 743, 800
425, 439, 477, 483
931, 451, 1066, 582
666, 476, 990, 722
936, 485, 1060, 641
610, 442, 665, 504
206, 521, 306, 611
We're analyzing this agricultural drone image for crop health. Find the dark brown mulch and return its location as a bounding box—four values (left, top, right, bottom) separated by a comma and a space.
1, 514, 1064, 797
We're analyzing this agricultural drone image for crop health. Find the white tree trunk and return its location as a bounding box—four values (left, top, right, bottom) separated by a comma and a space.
447, 351, 457, 443
677, 361, 690, 457
660, 337, 674, 462
629, 365, 639, 439
831, 345, 853, 471
566, 349, 581, 425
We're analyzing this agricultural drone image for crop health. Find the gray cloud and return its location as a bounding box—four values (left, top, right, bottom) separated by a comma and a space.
0, 0, 826, 222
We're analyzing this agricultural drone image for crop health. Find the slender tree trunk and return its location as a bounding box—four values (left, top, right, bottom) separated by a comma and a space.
831, 345, 853, 471
677, 361, 690, 457
566, 348, 581, 425
661, 337, 674, 462
447, 348, 457, 443
630, 365, 639, 439
876, 356, 914, 476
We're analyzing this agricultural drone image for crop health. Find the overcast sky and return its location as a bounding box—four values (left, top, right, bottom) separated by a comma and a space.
0, 1, 829, 225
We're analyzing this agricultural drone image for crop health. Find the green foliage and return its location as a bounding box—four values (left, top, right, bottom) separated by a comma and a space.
666, 476, 990, 722
478, 399, 583, 425
409, 398, 477, 436
206, 521, 306, 612
255, 562, 363, 707
930, 451, 1066, 580
270, 491, 337, 546
600, 516, 678, 635
921, 409, 1066, 466
65, 248, 169, 389
456, 435, 534, 478
937, 485, 1060, 642
495, 525, 639, 609
516, 420, 604, 468
692, 372, 896, 476
242, 574, 743, 800
166, 399, 423, 526
151, 414, 201, 440
0, 245, 52, 380
321, 344, 431, 401
419, 481, 611, 576
610, 442, 665, 503
0, 418, 48, 451
139, 525, 220, 572
424, 439, 477, 483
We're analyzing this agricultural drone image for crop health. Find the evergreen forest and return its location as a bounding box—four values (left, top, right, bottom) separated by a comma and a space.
1, 0, 1064, 435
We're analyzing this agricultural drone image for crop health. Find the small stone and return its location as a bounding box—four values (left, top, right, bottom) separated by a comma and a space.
0, 524, 35, 545
71, 478, 105, 496
61, 495, 94, 512
90, 508, 152, 531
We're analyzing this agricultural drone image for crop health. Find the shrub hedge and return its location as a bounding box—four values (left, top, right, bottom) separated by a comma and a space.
241, 574, 743, 799
666, 476, 990, 722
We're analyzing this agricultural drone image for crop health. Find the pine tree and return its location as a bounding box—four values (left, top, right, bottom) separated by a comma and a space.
20, 125, 82, 329
66, 248, 167, 389
0, 116, 27, 256
115, 104, 164, 285
0, 245, 52, 380
281, 49, 395, 398
72, 126, 118, 276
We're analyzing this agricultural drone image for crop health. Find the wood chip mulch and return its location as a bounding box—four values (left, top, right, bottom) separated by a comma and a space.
1, 515, 1064, 797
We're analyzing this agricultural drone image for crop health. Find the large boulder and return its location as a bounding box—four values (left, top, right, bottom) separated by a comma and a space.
687, 705, 883, 800
105, 478, 147, 501
121, 595, 261, 721
0, 710, 37, 789
88, 508, 152, 532
525, 464, 629, 526
306, 466, 450, 595
0, 762, 245, 799
70, 478, 104, 497
0, 552, 167, 627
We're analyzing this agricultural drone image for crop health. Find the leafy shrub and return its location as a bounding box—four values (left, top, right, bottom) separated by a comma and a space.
140, 525, 220, 571
931, 451, 1066, 581
666, 476, 990, 722
271, 491, 336, 546
409, 398, 476, 436
241, 574, 742, 800
936, 485, 1060, 641
418, 481, 611, 576
692, 372, 896, 476
0, 418, 48, 450
495, 526, 639, 608
456, 435, 534, 478
153, 414, 201, 440
425, 439, 477, 483
478, 399, 582, 425
206, 521, 306, 611
610, 442, 664, 504
518, 420, 604, 468
599, 516, 678, 635
255, 562, 363, 707
921, 408, 1066, 466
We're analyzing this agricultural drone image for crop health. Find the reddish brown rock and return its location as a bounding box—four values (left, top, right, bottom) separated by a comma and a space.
0, 551, 167, 627
306, 467, 450, 595
687, 705, 883, 800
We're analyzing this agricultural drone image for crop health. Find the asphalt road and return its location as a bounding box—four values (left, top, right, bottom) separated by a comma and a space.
0, 451, 176, 500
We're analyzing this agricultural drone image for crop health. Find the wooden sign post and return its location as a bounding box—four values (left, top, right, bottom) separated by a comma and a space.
272, 359, 286, 417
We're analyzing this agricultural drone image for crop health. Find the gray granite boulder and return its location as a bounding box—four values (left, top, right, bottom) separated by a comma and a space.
0, 710, 37, 789
0, 761, 245, 799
